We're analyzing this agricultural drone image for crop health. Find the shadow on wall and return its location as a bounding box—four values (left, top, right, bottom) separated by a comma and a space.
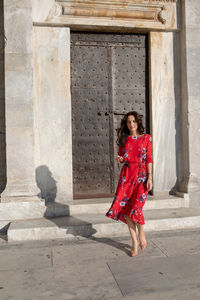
35, 165, 70, 217
35, 165, 57, 204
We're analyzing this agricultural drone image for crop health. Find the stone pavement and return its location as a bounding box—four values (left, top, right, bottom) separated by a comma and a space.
0, 228, 200, 300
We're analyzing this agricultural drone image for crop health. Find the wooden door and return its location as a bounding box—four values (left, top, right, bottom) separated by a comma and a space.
71, 32, 149, 199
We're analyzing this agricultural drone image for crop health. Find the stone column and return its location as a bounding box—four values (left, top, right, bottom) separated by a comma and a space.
1, 0, 40, 202
33, 26, 73, 203
150, 32, 177, 194
179, 0, 200, 193
0, 1, 6, 194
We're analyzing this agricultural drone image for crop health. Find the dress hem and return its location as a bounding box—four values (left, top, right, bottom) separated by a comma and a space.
105, 212, 145, 226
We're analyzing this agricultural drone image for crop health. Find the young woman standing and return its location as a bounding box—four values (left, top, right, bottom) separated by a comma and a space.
105, 111, 153, 257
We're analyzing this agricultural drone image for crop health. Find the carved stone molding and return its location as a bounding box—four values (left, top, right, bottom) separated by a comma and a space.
144, 0, 177, 2
34, 0, 179, 31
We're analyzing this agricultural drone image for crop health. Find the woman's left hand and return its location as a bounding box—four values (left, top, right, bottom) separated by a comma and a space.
146, 178, 153, 191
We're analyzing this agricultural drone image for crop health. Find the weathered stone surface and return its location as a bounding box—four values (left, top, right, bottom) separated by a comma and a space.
1, 0, 199, 227
1, 0, 41, 202
0, 200, 46, 222
150, 32, 177, 193
185, 1, 200, 188
0, 195, 187, 226
7, 207, 200, 242
4, 0, 33, 54
6, 71, 33, 102
32, 0, 55, 22
0, 1, 6, 194
51, 239, 165, 267
108, 253, 200, 297
1, 230, 200, 300
32, 0, 179, 32
185, 0, 200, 28
152, 234, 200, 256
33, 26, 72, 203
179, 0, 200, 193
0, 246, 52, 271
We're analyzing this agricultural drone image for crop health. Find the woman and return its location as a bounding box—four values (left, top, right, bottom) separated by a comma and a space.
105, 111, 153, 257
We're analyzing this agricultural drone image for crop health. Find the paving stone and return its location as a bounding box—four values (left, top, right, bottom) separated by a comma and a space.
51, 262, 121, 300
152, 234, 200, 256
0, 246, 52, 271
0, 267, 55, 300
51, 237, 165, 267
0, 229, 200, 300
107, 253, 200, 297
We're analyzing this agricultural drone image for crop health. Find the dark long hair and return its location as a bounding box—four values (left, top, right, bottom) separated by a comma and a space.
117, 111, 144, 148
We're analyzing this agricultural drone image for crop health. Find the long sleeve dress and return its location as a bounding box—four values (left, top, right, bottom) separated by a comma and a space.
105, 133, 153, 225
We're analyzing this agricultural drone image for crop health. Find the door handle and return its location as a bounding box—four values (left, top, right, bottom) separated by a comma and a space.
112, 111, 126, 116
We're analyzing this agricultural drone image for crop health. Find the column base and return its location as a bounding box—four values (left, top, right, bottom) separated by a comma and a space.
0, 183, 72, 222
178, 174, 200, 193
0, 183, 47, 221
1, 183, 41, 203
0, 200, 46, 222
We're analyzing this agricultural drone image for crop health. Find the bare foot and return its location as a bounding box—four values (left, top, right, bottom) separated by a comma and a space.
139, 232, 147, 251
130, 240, 138, 257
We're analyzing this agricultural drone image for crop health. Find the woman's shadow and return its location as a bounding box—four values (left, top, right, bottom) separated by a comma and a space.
36, 165, 57, 204
35, 165, 131, 256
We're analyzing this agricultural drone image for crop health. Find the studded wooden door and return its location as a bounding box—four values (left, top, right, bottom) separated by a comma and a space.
71, 32, 149, 199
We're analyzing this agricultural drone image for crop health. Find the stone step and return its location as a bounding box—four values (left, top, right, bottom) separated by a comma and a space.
7, 206, 200, 242
0, 195, 187, 231
45, 195, 187, 217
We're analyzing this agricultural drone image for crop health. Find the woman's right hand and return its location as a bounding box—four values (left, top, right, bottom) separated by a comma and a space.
116, 155, 124, 163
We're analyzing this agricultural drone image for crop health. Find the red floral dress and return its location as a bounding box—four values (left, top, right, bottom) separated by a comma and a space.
105, 133, 153, 225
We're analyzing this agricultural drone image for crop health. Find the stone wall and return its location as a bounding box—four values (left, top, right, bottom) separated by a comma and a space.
0, 1, 6, 194
1, 0, 198, 204
31, 0, 180, 196
1, 0, 40, 201
33, 27, 73, 203
179, 0, 200, 193
150, 32, 178, 193
185, 0, 200, 192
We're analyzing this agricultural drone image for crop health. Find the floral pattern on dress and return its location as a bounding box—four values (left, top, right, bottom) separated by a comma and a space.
105, 133, 153, 225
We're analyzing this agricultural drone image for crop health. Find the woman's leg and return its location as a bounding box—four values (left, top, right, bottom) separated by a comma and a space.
136, 224, 147, 251
125, 215, 138, 256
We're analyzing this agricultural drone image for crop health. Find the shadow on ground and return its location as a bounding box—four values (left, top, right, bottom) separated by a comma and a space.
35, 165, 131, 256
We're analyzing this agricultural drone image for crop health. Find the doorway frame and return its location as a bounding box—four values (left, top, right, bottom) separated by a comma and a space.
32, 0, 180, 202
70, 31, 150, 199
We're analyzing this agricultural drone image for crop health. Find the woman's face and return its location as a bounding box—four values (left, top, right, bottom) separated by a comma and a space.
126, 115, 138, 133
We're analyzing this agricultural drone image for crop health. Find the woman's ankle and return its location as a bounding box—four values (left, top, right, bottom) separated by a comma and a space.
132, 238, 138, 245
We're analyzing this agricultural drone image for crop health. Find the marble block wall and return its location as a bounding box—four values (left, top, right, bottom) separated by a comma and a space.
1, 0, 40, 201
150, 32, 177, 193
179, 0, 200, 193
33, 27, 73, 203
0, 1, 6, 194
185, 0, 200, 191
1, 0, 198, 206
